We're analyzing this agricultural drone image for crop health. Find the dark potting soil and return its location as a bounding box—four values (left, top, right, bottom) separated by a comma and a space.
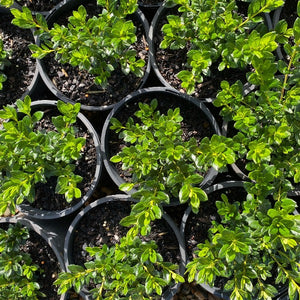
0, 14, 36, 107
152, 6, 250, 99
28, 108, 97, 211
21, 229, 61, 299
138, 0, 162, 6
42, 0, 149, 107
70, 200, 182, 267
280, 0, 298, 28
0, 222, 61, 299
107, 93, 215, 183
16, 0, 62, 12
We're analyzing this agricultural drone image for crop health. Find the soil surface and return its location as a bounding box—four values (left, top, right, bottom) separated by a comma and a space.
0, 14, 36, 107
27, 107, 97, 211
138, 0, 162, 7
42, 0, 149, 108
16, 0, 61, 12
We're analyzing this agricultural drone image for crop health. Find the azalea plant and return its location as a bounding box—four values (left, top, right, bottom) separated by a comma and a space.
159, 0, 284, 94
0, 223, 45, 299
10, 0, 145, 88
55, 236, 184, 299
0, 96, 86, 215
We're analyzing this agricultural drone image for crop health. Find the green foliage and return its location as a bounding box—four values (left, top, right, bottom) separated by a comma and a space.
186, 192, 300, 300
110, 99, 237, 238
0, 223, 45, 299
187, 11, 300, 300
0, 96, 86, 215
0, 0, 13, 7
160, 0, 284, 93
11, 0, 145, 88
0, 39, 11, 91
214, 11, 300, 199
55, 236, 184, 299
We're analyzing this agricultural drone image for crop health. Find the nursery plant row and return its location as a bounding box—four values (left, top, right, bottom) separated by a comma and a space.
0, 0, 299, 299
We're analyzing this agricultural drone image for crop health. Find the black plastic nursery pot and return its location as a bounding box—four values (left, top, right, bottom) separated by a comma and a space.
63, 194, 187, 300
100, 86, 221, 198
36, 0, 151, 112
12, 0, 70, 16
0, 216, 66, 298
17, 99, 102, 220
180, 180, 289, 300
272, 0, 298, 61
137, 0, 162, 22
148, 2, 273, 100
0, 12, 43, 107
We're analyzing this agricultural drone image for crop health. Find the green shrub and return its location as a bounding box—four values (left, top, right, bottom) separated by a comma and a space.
0, 223, 44, 299
55, 236, 184, 299
11, 0, 145, 88
160, 0, 284, 94
0, 96, 85, 215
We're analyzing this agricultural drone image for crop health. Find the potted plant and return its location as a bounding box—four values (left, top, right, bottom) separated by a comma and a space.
103, 91, 242, 240
11, 0, 151, 111
183, 9, 300, 299
55, 194, 186, 299
185, 188, 300, 300
0, 217, 65, 299
0, 96, 102, 218
213, 6, 299, 200
149, 0, 282, 97
272, 0, 298, 60
180, 180, 248, 261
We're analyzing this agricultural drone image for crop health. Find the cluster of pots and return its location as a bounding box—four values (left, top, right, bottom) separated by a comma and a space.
0, 0, 298, 299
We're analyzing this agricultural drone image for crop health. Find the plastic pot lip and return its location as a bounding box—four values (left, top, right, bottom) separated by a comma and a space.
63, 194, 187, 299
9, 0, 75, 16
0, 215, 66, 271
17, 99, 102, 220
36, 0, 151, 112
100, 86, 221, 196
273, 6, 285, 60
